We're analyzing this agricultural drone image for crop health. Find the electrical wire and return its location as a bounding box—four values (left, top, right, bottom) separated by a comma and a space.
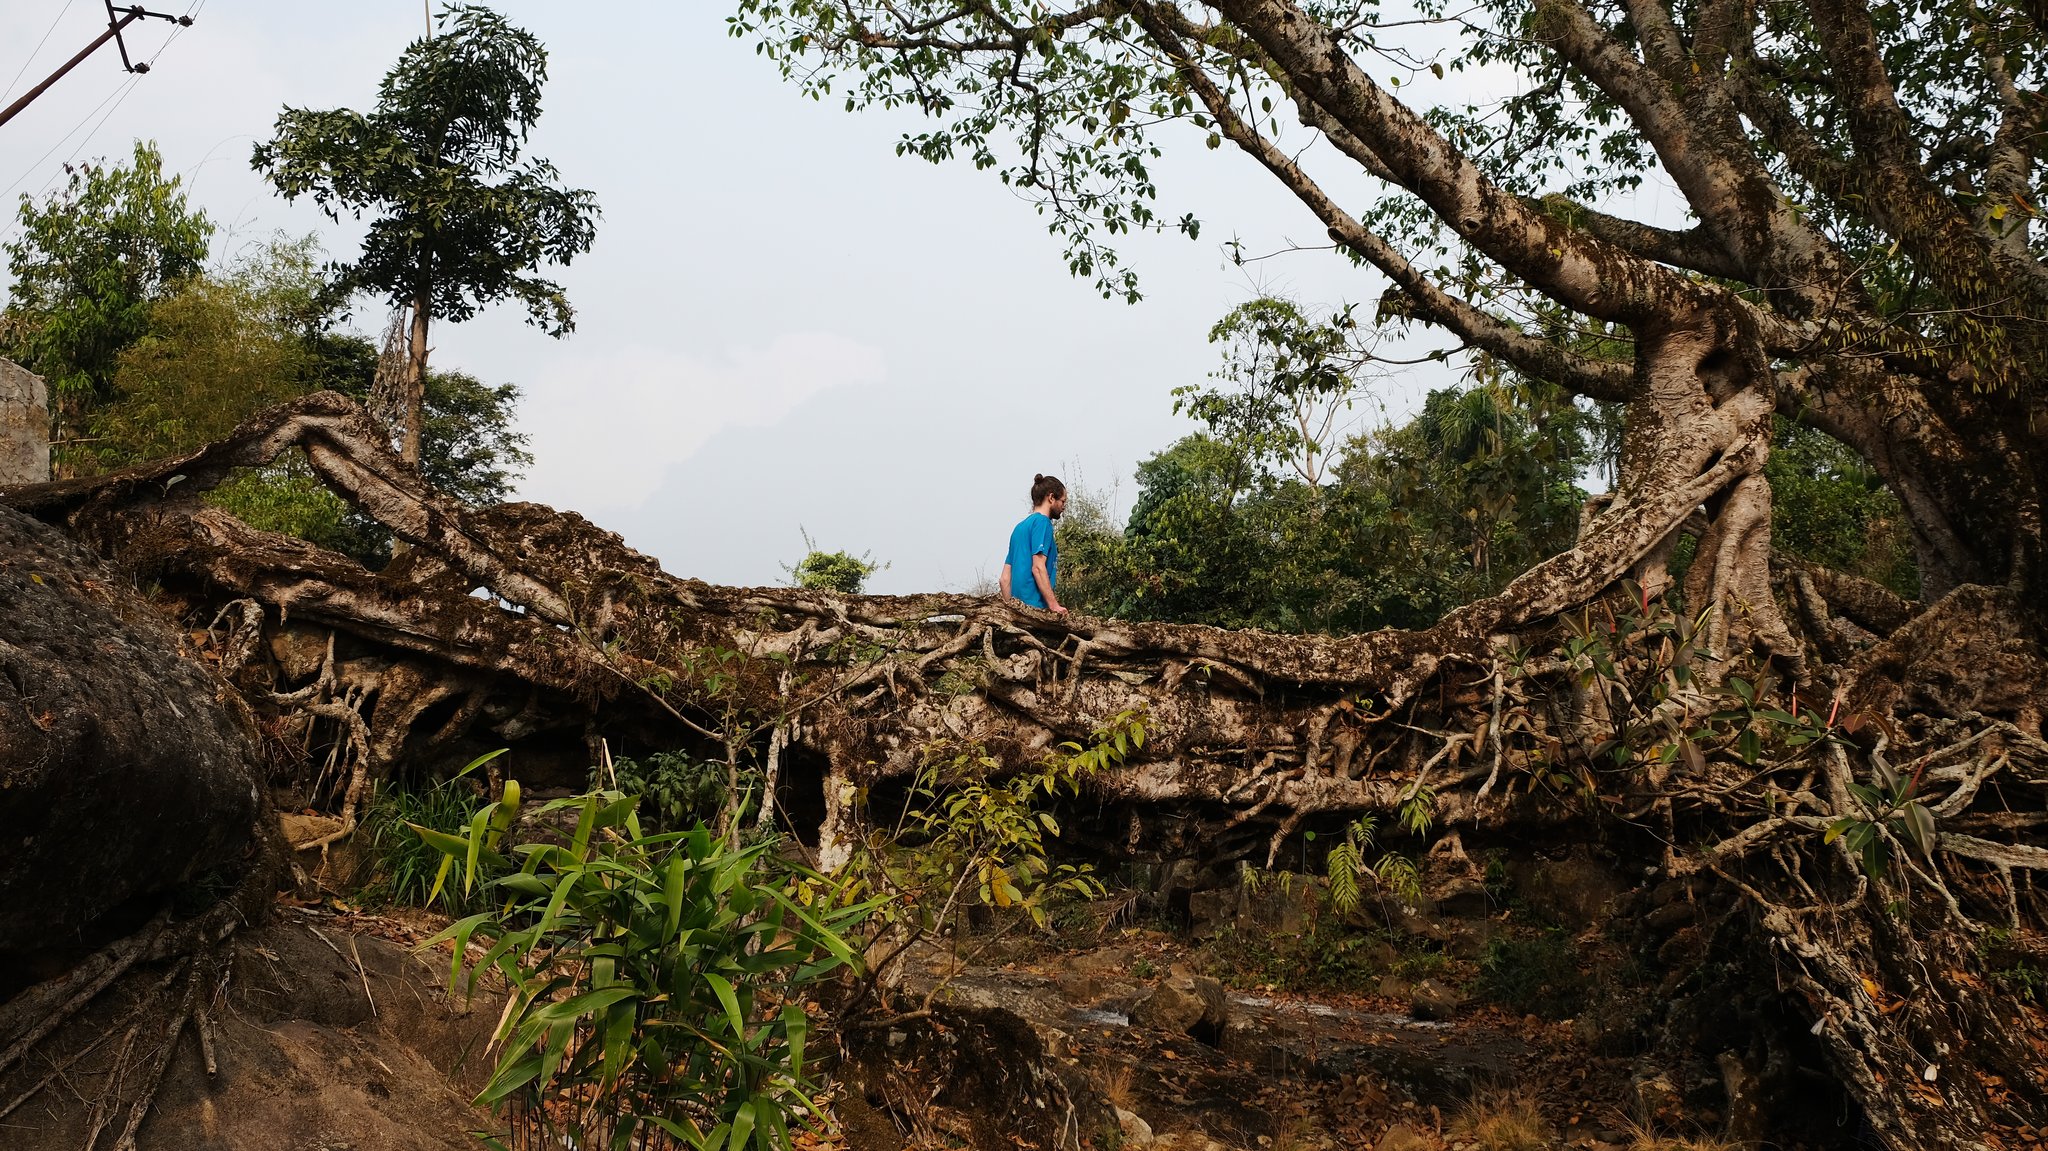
0, 0, 206, 271
0, 0, 82, 105
0, 0, 203, 211
0, 76, 134, 203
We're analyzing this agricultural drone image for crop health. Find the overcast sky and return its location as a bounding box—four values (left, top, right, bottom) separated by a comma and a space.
0, 1, 1512, 591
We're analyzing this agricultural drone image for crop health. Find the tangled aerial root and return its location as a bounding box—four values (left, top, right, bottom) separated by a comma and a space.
5, 391, 2046, 1148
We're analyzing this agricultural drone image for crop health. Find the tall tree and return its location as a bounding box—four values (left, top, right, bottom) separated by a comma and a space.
1, 140, 213, 458
252, 3, 597, 465
732, 0, 2048, 662
731, 2, 2048, 1144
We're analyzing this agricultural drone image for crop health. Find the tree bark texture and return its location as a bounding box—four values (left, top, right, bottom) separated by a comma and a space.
4, 392, 2044, 1148
401, 290, 430, 467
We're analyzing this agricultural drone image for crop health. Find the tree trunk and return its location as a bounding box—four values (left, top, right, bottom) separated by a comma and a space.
401, 286, 431, 467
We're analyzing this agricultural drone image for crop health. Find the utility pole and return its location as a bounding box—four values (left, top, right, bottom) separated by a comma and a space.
0, 3, 194, 130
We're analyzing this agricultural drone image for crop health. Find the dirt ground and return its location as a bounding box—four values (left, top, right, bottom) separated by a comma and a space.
5, 902, 504, 1151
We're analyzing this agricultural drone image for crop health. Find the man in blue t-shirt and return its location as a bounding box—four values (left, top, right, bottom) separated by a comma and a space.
1000, 474, 1067, 614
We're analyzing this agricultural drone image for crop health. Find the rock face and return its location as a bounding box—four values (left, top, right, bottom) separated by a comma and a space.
0, 504, 262, 956
0, 359, 47, 486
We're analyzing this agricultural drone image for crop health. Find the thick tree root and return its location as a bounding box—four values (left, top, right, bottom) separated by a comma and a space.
5, 392, 2046, 1149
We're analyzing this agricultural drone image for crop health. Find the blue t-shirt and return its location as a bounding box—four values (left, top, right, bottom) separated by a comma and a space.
1004, 512, 1058, 607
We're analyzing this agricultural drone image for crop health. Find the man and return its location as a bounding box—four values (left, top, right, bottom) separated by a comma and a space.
1000, 474, 1067, 615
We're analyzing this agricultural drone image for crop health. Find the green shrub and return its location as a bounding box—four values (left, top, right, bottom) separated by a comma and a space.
600, 749, 752, 832
846, 710, 1143, 932
420, 788, 877, 1151
1475, 932, 1586, 1018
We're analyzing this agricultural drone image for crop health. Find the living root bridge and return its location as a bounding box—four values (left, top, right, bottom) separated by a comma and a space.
5, 390, 2047, 1149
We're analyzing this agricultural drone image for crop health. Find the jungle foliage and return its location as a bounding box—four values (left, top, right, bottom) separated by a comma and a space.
0, 140, 212, 449
420, 784, 874, 1151
1058, 296, 1913, 632
2, 142, 530, 561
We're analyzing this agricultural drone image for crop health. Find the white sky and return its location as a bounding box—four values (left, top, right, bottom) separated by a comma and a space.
0, 1, 1515, 591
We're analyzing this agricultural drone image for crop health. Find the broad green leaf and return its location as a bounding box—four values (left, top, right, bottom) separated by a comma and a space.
726, 1101, 757, 1151
705, 972, 746, 1039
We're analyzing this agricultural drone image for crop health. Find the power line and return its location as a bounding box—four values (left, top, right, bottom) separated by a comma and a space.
0, 0, 200, 246
0, 76, 134, 203
0, 0, 83, 106
0, 3, 195, 131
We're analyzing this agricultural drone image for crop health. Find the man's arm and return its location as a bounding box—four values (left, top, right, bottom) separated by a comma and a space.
998, 563, 1012, 599
1031, 553, 1065, 614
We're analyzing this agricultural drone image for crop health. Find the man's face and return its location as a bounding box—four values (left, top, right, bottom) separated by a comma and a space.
1048, 493, 1067, 519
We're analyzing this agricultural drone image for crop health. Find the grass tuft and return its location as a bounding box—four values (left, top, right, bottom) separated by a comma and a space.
1454, 1090, 1551, 1151
1624, 1125, 1741, 1151
358, 780, 490, 914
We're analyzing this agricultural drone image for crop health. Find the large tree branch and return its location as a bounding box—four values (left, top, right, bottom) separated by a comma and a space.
1805, 0, 2048, 312
852, 0, 1123, 50
1530, 0, 1858, 310
1205, 0, 1712, 327
1774, 358, 1985, 593
1526, 196, 1749, 281
1972, 13, 2048, 274
5, 393, 578, 625
1131, 3, 1636, 401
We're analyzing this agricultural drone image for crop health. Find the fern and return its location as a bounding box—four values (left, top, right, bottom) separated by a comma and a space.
1375, 852, 1423, 906
1324, 814, 1379, 913
1398, 785, 1436, 837
1327, 841, 1362, 912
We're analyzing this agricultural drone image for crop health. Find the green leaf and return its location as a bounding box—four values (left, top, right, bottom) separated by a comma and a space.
663, 853, 689, 941
464, 802, 495, 894
782, 1003, 808, 1078
1737, 728, 1762, 765
1901, 802, 1936, 861
706, 972, 747, 1038
453, 747, 509, 780
475, 1052, 543, 1106
726, 1101, 758, 1151
426, 853, 455, 908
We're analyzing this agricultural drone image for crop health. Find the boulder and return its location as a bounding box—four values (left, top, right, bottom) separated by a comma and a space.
0, 358, 47, 486
0, 505, 263, 955
1131, 973, 1229, 1036
1115, 1107, 1155, 1147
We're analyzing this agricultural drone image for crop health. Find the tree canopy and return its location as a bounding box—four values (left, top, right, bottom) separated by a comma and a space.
253, 3, 597, 463
1, 140, 212, 450
732, 0, 2047, 667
